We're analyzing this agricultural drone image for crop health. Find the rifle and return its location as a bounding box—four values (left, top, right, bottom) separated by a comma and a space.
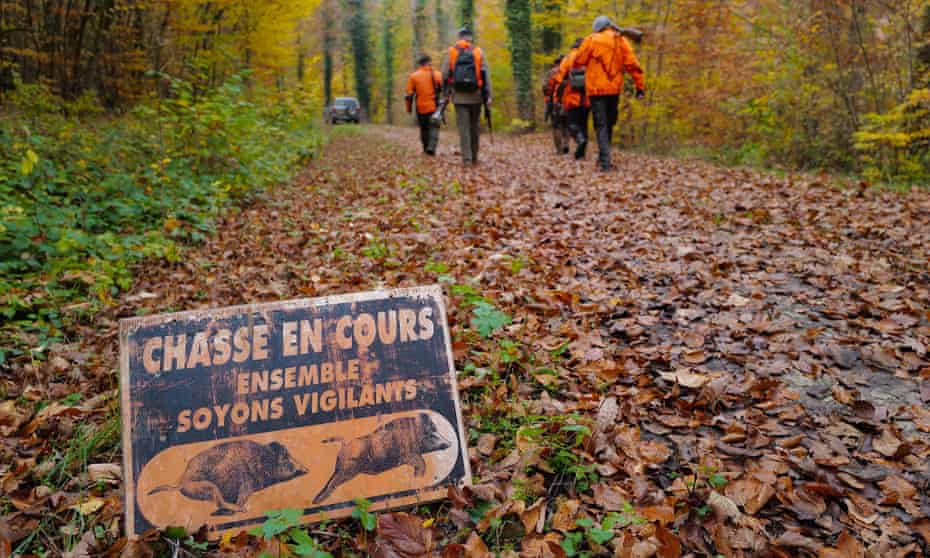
611, 25, 644, 44
430, 96, 450, 127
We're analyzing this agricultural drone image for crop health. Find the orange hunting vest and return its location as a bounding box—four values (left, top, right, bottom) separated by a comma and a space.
447, 39, 484, 88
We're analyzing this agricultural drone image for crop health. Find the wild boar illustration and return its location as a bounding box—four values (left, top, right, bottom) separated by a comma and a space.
312, 413, 451, 504
146, 440, 307, 516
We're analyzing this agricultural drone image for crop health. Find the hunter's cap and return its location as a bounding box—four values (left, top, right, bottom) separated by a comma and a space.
593, 15, 613, 32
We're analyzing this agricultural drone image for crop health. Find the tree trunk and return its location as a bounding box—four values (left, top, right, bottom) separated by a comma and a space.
322, 0, 334, 105
459, 0, 474, 36
413, 0, 426, 64
383, 0, 396, 124
346, 0, 372, 118
435, 0, 448, 49
297, 34, 305, 83
538, 0, 561, 56
505, 0, 534, 125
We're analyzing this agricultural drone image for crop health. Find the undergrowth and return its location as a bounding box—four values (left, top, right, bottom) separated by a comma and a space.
0, 74, 325, 360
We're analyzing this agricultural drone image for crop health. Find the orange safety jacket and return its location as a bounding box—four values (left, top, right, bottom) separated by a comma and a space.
447, 39, 484, 89
405, 65, 442, 114
573, 29, 644, 97
554, 50, 588, 110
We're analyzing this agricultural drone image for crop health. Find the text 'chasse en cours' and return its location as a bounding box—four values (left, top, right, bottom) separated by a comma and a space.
136, 307, 437, 434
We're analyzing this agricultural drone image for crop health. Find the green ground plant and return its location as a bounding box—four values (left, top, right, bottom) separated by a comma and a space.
0, 74, 324, 358
351, 498, 377, 532
561, 508, 647, 557
251, 508, 333, 558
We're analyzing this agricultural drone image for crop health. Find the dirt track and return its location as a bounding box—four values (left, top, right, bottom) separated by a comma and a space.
6, 125, 930, 555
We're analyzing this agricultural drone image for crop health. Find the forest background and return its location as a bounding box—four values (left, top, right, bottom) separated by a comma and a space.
1, 0, 929, 353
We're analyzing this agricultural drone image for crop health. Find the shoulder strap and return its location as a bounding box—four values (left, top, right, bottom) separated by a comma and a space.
600, 34, 622, 81
473, 47, 483, 86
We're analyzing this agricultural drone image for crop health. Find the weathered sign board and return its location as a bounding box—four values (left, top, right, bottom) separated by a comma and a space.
119, 286, 471, 537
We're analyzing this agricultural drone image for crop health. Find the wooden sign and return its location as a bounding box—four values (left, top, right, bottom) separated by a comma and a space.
119, 286, 471, 537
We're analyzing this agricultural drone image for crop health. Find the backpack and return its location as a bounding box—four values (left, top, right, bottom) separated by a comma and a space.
452, 46, 480, 92
569, 67, 586, 91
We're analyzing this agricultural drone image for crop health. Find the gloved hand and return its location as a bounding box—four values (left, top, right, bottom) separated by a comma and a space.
635, 89, 645, 100
544, 102, 553, 123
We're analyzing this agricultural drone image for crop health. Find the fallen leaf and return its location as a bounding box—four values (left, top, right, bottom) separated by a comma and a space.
592, 483, 626, 511
550, 499, 579, 532
658, 369, 710, 389
372, 512, 433, 558
872, 427, 903, 458
520, 498, 546, 534
654, 524, 682, 558
462, 531, 491, 558
87, 463, 122, 484
707, 491, 761, 530
818, 530, 865, 558
641, 505, 675, 524
725, 478, 775, 514
519, 533, 565, 558
69, 497, 105, 516
477, 433, 497, 456
775, 530, 822, 553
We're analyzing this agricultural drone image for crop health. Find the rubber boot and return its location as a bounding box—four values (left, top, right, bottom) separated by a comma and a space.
574, 133, 587, 160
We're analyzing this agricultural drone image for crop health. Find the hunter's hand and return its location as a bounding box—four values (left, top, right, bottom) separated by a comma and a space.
485, 97, 492, 107
635, 89, 645, 100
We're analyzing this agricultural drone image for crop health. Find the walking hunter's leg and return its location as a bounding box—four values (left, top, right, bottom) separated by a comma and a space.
605, 95, 619, 148
567, 108, 588, 159
590, 97, 610, 169
455, 104, 473, 163
591, 95, 619, 170
417, 114, 431, 153
427, 121, 439, 154
552, 116, 564, 153
559, 115, 570, 154
469, 105, 480, 163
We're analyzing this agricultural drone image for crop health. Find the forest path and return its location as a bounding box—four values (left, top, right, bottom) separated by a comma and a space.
12, 125, 930, 555
126, 123, 930, 553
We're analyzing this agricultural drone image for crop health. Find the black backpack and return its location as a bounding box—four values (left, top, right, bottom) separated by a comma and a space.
452, 46, 480, 92
569, 67, 586, 91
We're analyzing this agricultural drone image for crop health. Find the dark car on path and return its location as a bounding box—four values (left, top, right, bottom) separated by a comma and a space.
325, 97, 361, 124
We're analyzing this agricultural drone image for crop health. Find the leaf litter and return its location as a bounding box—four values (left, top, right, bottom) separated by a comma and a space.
2, 126, 929, 556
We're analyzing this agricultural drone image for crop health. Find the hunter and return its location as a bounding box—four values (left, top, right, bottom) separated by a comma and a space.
573, 15, 645, 171
554, 38, 589, 160
441, 27, 492, 166
405, 54, 443, 155
543, 55, 568, 154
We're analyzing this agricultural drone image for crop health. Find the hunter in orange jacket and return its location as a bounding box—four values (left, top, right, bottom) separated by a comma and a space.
554, 50, 588, 111
543, 58, 562, 101
406, 62, 442, 115
406, 55, 442, 155
553, 38, 590, 160
573, 25, 644, 97
543, 55, 568, 154
574, 16, 646, 171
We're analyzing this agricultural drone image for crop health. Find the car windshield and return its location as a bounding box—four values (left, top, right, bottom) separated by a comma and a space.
334, 99, 357, 108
